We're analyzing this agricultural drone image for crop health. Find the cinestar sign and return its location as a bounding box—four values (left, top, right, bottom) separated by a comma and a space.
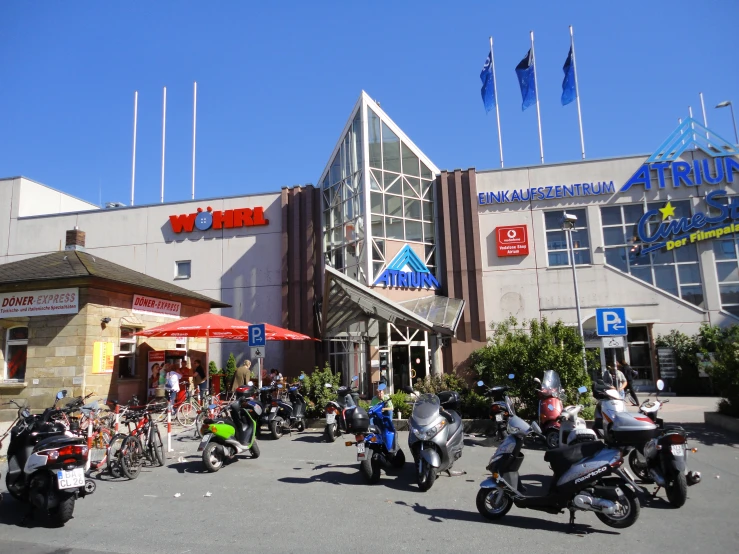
374, 245, 440, 290
169, 206, 269, 233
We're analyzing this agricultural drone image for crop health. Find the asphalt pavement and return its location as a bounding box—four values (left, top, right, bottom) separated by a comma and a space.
0, 400, 738, 554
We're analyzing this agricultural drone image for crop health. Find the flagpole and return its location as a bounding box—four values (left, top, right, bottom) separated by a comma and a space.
530, 31, 544, 164
192, 81, 197, 200
689, 106, 696, 149
161, 86, 167, 204
699, 92, 709, 140
490, 36, 504, 168
570, 26, 586, 159
131, 90, 138, 207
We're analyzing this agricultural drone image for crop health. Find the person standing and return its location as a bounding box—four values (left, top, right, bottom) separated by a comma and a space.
165, 365, 183, 415
607, 364, 628, 400
618, 360, 639, 406
231, 360, 252, 391
193, 359, 207, 401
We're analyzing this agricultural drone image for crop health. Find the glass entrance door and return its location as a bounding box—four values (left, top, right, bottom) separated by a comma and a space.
391, 345, 409, 392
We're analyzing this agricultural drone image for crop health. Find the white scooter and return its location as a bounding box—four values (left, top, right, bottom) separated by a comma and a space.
554, 386, 599, 447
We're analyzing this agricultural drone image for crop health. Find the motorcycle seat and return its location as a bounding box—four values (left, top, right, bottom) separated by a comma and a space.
544, 441, 605, 475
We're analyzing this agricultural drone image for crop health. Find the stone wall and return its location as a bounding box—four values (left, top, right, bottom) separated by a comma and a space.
0, 285, 210, 421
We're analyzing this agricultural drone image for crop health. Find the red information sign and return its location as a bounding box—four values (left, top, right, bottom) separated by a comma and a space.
496, 225, 529, 257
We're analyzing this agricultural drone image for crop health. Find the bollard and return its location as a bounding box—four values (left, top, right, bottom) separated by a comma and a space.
167, 409, 173, 453
114, 404, 120, 433
85, 415, 93, 472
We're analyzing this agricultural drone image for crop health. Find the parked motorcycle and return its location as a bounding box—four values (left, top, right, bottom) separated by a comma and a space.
324, 376, 359, 442
198, 394, 261, 472
625, 380, 701, 507
3, 391, 96, 526
476, 415, 642, 530
407, 389, 465, 491
549, 386, 598, 448
534, 370, 565, 449
345, 383, 405, 483
267, 375, 307, 439
476, 374, 515, 440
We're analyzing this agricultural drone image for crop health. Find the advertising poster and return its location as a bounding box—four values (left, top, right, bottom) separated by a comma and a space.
92, 341, 115, 374
148, 351, 166, 398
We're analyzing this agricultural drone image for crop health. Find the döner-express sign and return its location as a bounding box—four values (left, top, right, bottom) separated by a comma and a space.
169, 206, 269, 233
0, 288, 79, 318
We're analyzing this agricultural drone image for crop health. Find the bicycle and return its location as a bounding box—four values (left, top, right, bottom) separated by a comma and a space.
115, 410, 165, 480
193, 391, 236, 438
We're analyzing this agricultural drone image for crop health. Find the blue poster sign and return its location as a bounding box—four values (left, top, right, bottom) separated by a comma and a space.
596, 308, 627, 337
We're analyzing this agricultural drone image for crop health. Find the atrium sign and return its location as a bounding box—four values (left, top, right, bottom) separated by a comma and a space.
374, 245, 440, 289
169, 206, 269, 234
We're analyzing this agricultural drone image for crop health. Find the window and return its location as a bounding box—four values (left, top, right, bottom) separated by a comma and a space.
544, 209, 591, 266
118, 327, 136, 379
175, 260, 191, 280
627, 326, 653, 381
601, 202, 704, 307
4, 326, 28, 381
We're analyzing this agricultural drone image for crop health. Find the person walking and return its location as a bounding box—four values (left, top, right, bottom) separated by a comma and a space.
231, 360, 253, 391
618, 360, 639, 406
193, 359, 207, 401
606, 364, 628, 400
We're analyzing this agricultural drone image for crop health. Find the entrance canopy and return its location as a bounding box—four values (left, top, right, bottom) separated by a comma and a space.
322, 266, 465, 338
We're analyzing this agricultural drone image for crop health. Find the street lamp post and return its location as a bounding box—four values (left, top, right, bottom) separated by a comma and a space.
716, 100, 738, 145
562, 213, 587, 375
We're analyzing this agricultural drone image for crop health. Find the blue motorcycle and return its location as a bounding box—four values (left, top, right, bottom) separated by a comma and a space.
345, 383, 405, 484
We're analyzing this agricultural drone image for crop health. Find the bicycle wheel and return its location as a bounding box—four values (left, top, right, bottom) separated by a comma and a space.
120, 435, 144, 480
176, 401, 197, 427
90, 427, 113, 469
148, 401, 168, 424
107, 433, 127, 478
150, 425, 166, 466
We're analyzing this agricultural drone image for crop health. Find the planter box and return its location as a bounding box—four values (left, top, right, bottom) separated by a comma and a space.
704, 411, 739, 435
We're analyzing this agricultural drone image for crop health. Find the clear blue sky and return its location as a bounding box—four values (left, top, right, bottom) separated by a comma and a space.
1, 1, 737, 207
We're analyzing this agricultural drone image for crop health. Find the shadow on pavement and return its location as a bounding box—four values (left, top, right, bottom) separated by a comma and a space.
278, 462, 419, 491
0, 495, 78, 529
679, 422, 739, 447
291, 434, 326, 444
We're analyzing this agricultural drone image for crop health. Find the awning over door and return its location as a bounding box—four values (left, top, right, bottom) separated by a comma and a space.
322, 266, 465, 338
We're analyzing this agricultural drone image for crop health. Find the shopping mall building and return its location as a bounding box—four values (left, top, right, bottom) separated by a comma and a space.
2, 90, 739, 404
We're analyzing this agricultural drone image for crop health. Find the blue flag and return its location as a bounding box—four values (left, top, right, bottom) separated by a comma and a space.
561, 46, 577, 106
515, 49, 536, 111
480, 51, 495, 113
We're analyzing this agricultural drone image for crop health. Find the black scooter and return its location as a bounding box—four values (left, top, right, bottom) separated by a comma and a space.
476, 374, 515, 440
3, 391, 96, 526
267, 375, 307, 439
324, 376, 359, 442
476, 415, 642, 531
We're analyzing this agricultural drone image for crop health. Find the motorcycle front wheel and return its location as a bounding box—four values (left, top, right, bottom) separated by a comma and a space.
595, 485, 640, 529
269, 420, 282, 440
202, 442, 225, 472
250, 439, 261, 459
324, 423, 337, 443
476, 487, 512, 520
417, 460, 436, 491
360, 454, 381, 484
666, 472, 688, 507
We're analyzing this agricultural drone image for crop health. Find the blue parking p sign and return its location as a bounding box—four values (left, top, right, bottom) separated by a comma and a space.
596, 308, 627, 337
248, 323, 266, 347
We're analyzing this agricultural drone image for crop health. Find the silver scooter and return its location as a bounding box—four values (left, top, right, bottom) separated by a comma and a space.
405, 388, 465, 491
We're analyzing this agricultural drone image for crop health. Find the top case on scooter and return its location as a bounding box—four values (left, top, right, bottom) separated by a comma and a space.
438, 391, 461, 411
346, 406, 370, 432
609, 412, 659, 445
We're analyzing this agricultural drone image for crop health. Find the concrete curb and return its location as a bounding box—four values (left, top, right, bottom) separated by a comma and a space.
704, 411, 739, 434
304, 418, 500, 434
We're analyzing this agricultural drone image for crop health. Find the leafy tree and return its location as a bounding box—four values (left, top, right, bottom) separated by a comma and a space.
221, 353, 238, 391
300, 363, 342, 418
655, 329, 707, 395
697, 324, 739, 416
469, 317, 592, 420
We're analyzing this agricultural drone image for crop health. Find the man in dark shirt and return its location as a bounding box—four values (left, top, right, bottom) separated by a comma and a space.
618, 360, 639, 406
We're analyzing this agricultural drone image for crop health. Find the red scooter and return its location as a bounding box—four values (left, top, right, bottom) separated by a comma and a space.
533, 370, 565, 449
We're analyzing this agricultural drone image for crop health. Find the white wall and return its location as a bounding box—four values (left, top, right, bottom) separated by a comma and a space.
17, 178, 98, 217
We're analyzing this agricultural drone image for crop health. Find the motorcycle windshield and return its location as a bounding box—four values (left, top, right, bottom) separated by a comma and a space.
541, 370, 562, 392
411, 394, 441, 426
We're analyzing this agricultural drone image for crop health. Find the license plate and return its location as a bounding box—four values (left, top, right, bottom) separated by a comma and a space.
197, 434, 211, 452
326, 413, 336, 424
271, 407, 278, 413
57, 468, 85, 490
356, 442, 366, 461
671, 444, 684, 456
495, 414, 503, 422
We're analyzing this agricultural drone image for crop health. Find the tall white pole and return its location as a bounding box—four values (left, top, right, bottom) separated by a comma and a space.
192, 81, 197, 200
131, 91, 138, 207
699, 92, 709, 140
490, 37, 504, 168
530, 31, 544, 164
689, 106, 696, 148
566, 225, 587, 374
161, 86, 167, 204
570, 26, 586, 159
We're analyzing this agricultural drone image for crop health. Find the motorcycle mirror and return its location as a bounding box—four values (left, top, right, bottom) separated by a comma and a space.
577, 386, 588, 394
476, 380, 484, 387
247, 381, 254, 386
352, 376, 359, 382
277, 384, 284, 389
56, 390, 66, 400
508, 374, 515, 380
299, 374, 305, 380
377, 383, 387, 391
656, 379, 665, 391
533, 378, 541, 385
324, 383, 333, 388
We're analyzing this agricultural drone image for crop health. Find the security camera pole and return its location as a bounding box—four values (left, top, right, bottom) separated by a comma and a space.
562, 213, 587, 373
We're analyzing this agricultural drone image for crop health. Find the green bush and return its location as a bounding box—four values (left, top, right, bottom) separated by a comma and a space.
389, 391, 409, 418
697, 324, 739, 417
469, 316, 591, 421
461, 389, 489, 419
412, 372, 467, 395
300, 363, 342, 418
